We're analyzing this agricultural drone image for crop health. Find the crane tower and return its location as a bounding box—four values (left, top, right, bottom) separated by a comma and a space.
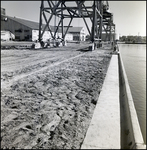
38, 0, 115, 48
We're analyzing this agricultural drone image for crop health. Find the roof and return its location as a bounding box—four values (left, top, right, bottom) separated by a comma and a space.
50, 26, 84, 34
3, 15, 84, 33
67, 27, 83, 33
6, 15, 40, 30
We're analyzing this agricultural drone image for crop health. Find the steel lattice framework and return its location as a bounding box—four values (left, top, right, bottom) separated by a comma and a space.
39, 0, 115, 44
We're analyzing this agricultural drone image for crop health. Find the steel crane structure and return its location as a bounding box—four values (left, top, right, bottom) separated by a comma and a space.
38, 0, 115, 48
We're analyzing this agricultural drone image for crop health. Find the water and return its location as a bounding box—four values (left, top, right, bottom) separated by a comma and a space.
119, 44, 146, 144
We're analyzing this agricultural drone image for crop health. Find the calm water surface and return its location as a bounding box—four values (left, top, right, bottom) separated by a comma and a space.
119, 44, 146, 144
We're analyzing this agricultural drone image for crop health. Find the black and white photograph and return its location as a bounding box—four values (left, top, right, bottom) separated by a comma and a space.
1, 1, 146, 149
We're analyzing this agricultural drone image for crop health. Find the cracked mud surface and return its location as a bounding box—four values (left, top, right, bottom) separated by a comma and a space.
1, 42, 112, 149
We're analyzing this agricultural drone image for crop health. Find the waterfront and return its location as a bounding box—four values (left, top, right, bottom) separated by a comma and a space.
119, 44, 146, 144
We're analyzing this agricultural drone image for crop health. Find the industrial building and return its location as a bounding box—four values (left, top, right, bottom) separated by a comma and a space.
1, 8, 86, 42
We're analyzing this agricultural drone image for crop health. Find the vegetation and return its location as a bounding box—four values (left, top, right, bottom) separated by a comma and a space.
86, 34, 146, 44
119, 35, 146, 43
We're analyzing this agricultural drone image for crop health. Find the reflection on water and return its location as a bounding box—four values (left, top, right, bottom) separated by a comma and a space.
119, 44, 146, 144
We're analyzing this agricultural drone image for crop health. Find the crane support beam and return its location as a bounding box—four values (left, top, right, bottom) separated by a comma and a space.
39, 0, 116, 49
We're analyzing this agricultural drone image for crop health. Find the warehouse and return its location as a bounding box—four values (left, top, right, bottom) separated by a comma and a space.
66, 27, 86, 41
1, 12, 86, 42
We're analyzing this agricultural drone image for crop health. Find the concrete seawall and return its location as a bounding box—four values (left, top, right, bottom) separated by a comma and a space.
81, 53, 146, 149
119, 53, 146, 149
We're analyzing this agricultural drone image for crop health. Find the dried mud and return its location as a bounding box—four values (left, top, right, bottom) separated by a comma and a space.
1, 43, 112, 149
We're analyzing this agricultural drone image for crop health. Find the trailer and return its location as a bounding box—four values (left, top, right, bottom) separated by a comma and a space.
1, 30, 15, 41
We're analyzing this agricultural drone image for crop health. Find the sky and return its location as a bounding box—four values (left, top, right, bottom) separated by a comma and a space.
1, 1, 146, 37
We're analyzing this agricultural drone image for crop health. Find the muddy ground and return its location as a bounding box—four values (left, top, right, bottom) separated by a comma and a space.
1, 42, 112, 149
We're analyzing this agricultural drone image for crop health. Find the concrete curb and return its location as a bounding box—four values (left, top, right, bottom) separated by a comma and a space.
81, 55, 120, 149
81, 53, 146, 149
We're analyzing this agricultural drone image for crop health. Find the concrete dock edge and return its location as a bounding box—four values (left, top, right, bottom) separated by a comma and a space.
81, 54, 120, 149
81, 53, 146, 149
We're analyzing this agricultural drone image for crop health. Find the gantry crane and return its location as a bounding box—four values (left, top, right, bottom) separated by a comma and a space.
38, 0, 115, 49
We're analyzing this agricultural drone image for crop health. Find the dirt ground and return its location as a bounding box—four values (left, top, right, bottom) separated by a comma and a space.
1, 42, 112, 149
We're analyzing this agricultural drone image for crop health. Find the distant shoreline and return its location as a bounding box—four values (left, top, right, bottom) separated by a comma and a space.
118, 42, 146, 44
125, 42, 146, 44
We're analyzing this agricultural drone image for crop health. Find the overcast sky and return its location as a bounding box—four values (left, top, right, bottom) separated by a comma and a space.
1, 1, 146, 37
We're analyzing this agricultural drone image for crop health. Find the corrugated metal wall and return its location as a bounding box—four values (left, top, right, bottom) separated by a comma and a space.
1, 18, 32, 41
